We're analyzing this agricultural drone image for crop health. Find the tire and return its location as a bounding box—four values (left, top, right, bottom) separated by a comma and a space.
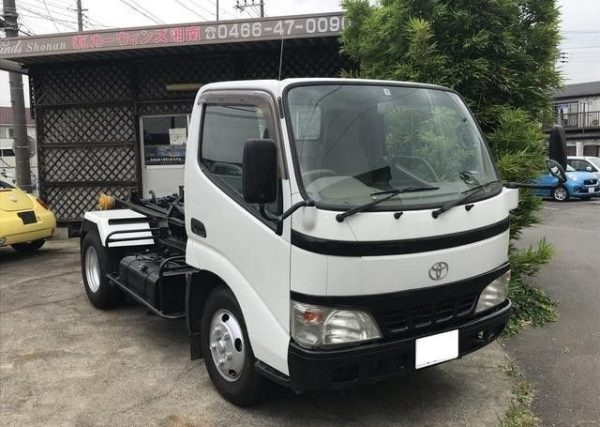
81, 231, 122, 309
11, 239, 45, 252
551, 185, 569, 202
201, 287, 266, 406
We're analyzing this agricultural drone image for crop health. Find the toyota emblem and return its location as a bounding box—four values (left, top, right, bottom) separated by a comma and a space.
429, 262, 449, 280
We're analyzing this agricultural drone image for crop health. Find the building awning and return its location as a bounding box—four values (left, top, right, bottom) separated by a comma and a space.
0, 12, 345, 66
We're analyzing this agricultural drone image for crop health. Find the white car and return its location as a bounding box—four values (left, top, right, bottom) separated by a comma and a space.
567, 156, 600, 182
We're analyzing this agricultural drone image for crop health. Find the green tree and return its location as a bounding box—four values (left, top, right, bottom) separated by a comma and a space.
342, 0, 561, 333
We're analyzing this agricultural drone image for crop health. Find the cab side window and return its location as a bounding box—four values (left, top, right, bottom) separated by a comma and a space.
200, 103, 280, 216
201, 104, 268, 195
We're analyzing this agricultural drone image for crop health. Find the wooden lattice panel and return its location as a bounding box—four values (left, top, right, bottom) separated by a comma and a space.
41, 146, 136, 183
32, 63, 133, 105
137, 101, 193, 116
40, 186, 132, 222
39, 105, 135, 144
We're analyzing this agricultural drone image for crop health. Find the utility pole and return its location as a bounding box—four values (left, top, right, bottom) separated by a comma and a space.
234, 0, 264, 18
2, 0, 32, 192
76, 0, 83, 31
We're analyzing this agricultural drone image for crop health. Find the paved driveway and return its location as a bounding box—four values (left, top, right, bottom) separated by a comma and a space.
506, 200, 600, 426
1, 240, 512, 426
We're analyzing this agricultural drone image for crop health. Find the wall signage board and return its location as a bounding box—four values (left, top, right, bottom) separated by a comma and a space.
0, 13, 345, 60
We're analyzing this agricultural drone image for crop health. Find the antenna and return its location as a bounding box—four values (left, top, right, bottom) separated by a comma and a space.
278, 29, 285, 80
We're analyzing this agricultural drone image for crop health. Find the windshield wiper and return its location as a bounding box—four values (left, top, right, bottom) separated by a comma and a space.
431, 180, 502, 219
336, 186, 439, 222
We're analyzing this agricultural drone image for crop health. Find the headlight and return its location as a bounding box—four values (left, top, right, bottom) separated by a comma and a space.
475, 270, 510, 313
291, 301, 382, 349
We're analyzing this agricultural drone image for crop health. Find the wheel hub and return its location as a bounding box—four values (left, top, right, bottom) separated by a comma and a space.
209, 309, 245, 382
85, 246, 101, 293
555, 187, 567, 201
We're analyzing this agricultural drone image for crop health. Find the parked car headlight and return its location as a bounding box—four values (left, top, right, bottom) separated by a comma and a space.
291, 301, 382, 349
475, 270, 511, 313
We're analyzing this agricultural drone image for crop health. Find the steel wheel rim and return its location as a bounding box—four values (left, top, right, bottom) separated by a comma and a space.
85, 246, 101, 293
554, 186, 567, 201
209, 309, 245, 382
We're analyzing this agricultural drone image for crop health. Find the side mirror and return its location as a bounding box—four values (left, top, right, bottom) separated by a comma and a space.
586, 166, 593, 172
547, 159, 567, 183
242, 139, 277, 204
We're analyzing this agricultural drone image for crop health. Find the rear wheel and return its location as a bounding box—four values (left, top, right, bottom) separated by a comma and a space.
552, 185, 569, 202
81, 232, 122, 309
11, 239, 45, 252
201, 287, 266, 406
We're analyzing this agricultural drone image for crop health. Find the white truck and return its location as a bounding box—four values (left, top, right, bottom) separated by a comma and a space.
79, 78, 567, 406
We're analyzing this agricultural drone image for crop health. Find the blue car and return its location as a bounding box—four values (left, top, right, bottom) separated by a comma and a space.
533, 164, 600, 201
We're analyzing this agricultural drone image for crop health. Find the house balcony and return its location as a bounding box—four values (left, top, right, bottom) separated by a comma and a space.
558, 111, 600, 130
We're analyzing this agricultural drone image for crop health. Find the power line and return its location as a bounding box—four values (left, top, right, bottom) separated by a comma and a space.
17, 0, 74, 18
561, 45, 600, 50
128, 0, 165, 24
184, 0, 218, 20
234, 0, 265, 18
173, 0, 210, 20
17, 7, 78, 29
42, 0, 61, 32
562, 30, 600, 34
119, 0, 164, 25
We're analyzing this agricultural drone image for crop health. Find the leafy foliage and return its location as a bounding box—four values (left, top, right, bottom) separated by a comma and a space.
342, 0, 561, 333
501, 363, 539, 427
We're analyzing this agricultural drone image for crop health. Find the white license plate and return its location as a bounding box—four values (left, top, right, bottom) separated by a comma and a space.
415, 330, 459, 369
589, 187, 595, 193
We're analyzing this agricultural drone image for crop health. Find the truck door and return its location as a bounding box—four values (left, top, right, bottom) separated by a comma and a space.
186, 91, 291, 372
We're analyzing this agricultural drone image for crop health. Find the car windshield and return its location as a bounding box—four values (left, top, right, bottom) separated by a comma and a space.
285, 83, 499, 210
587, 157, 600, 169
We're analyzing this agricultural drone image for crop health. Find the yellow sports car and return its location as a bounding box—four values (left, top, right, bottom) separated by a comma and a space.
0, 179, 56, 252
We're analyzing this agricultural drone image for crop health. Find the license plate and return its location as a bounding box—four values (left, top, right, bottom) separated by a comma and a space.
589, 187, 595, 193
17, 211, 37, 225
415, 330, 459, 369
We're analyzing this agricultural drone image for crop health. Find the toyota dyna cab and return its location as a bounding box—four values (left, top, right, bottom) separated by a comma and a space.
79, 78, 567, 406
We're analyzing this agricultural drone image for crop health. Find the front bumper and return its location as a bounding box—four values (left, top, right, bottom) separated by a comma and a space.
285, 300, 511, 391
571, 185, 600, 196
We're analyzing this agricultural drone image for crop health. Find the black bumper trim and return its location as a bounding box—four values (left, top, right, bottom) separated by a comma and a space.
285, 300, 511, 391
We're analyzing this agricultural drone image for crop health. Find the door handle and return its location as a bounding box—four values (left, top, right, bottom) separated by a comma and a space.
191, 218, 206, 237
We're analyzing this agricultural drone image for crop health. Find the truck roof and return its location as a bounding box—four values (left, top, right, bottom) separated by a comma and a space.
199, 78, 450, 96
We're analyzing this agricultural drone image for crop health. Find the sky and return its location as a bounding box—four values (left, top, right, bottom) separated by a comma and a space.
1, 0, 599, 107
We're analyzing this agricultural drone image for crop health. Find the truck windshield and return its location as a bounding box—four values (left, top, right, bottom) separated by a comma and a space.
285, 83, 499, 210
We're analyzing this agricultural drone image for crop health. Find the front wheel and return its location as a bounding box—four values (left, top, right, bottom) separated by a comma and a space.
201, 287, 266, 406
11, 239, 45, 252
81, 232, 122, 309
552, 185, 569, 202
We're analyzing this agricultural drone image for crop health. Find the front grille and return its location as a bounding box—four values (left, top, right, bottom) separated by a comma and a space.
291, 263, 510, 342
584, 179, 598, 185
17, 211, 37, 225
380, 292, 478, 336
